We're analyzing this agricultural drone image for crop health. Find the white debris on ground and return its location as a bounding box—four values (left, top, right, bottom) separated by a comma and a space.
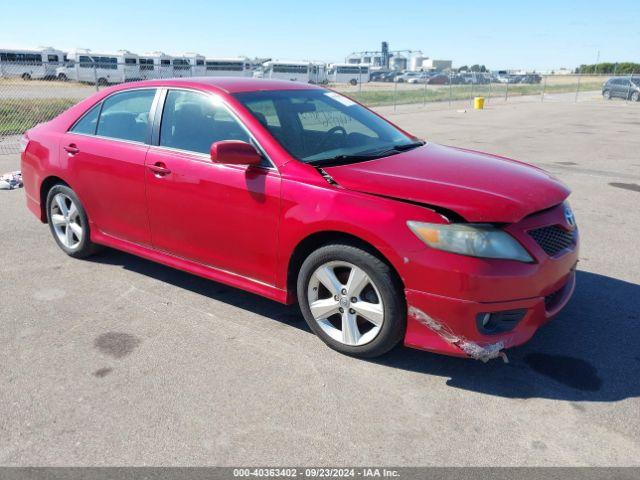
408, 306, 509, 363
0, 171, 23, 190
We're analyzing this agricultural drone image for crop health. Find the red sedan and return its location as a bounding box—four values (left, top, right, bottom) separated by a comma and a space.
21, 78, 578, 360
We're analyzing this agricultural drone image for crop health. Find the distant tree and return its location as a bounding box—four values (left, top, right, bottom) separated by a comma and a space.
576, 62, 640, 75
458, 65, 468, 72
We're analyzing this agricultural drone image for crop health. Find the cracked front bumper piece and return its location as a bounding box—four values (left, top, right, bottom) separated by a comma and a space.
403, 270, 576, 361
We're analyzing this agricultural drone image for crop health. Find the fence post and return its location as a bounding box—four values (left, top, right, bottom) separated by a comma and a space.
93, 63, 99, 91
448, 73, 452, 108
505, 80, 509, 101
574, 73, 581, 102
393, 78, 397, 111
625, 72, 633, 102
470, 80, 475, 107
358, 69, 362, 93
422, 76, 427, 107
488, 77, 492, 102
541, 75, 547, 102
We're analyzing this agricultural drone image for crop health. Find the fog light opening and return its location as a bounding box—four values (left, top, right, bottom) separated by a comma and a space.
476, 309, 527, 335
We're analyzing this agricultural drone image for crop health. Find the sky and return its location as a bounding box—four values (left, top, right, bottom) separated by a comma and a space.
1, 0, 638, 71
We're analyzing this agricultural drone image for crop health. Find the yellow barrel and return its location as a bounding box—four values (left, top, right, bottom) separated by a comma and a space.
474, 97, 485, 109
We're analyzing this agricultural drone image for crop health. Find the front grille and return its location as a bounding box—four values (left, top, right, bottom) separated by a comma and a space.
528, 225, 575, 256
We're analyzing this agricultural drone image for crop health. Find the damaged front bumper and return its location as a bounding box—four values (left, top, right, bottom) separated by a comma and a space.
403, 270, 576, 361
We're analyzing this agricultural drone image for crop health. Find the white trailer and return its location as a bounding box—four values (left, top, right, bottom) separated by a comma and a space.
327, 63, 370, 85
204, 57, 252, 77
260, 61, 312, 83
184, 52, 206, 76
0, 46, 66, 79
171, 56, 192, 78
310, 62, 328, 84
138, 51, 173, 79
57, 49, 140, 85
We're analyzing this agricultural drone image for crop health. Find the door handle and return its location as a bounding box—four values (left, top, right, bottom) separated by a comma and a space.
64, 144, 79, 154
148, 162, 171, 176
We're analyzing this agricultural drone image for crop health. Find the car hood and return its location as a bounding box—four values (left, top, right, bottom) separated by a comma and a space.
322, 143, 570, 223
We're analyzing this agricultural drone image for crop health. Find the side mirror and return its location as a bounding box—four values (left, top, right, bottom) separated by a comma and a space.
210, 140, 262, 166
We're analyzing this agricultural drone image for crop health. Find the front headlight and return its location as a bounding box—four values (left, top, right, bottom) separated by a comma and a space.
407, 221, 534, 262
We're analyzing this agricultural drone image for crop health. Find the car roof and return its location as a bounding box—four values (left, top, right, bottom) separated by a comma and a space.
107, 77, 322, 95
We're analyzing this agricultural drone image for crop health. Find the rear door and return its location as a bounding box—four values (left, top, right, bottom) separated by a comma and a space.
61, 88, 157, 245
144, 88, 281, 284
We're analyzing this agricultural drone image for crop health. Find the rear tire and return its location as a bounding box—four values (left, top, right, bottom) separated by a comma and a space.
21, 73, 31, 81
97, 77, 108, 86
349, 78, 358, 86
46, 184, 101, 259
297, 244, 405, 358
57, 73, 68, 81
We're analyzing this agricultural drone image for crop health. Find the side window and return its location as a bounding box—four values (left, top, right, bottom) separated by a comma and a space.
70, 103, 101, 135
96, 89, 156, 143
159, 90, 251, 154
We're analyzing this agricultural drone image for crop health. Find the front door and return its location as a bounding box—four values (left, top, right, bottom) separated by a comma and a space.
145, 89, 281, 284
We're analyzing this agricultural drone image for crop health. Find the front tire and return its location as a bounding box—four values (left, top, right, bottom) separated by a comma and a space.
603, 90, 611, 100
631, 91, 640, 102
297, 244, 405, 358
46, 184, 100, 258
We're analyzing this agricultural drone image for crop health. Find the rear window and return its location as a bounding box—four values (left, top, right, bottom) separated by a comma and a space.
95, 89, 156, 143
70, 104, 101, 135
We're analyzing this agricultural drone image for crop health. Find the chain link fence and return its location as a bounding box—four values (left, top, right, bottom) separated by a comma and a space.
1, 60, 637, 154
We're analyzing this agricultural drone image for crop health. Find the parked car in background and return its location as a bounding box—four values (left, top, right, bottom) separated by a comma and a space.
602, 76, 640, 101
21, 78, 578, 361
426, 73, 450, 85
369, 70, 387, 82
380, 71, 403, 82
394, 71, 421, 83
406, 72, 432, 84
521, 74, 542, 84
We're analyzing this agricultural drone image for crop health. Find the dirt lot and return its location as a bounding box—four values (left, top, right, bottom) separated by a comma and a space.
1, 99, 639, 466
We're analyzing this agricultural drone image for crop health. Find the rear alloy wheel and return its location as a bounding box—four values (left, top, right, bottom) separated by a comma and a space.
297, 244, 405, 358
46, 185, 101, 258
603, 90, 611, 100
22, 73, 31, 81
631, 91, 640, 102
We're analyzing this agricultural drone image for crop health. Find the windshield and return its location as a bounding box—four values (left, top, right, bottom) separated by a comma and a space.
233, 89, 420, 164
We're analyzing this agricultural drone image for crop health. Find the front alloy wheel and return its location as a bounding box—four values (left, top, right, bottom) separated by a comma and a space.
308, 261, 384, 346
297, 244, 405, 358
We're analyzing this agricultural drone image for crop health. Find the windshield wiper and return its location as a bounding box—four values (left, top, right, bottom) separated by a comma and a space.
393, 140, 426, 151
307, 141, 425, 167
